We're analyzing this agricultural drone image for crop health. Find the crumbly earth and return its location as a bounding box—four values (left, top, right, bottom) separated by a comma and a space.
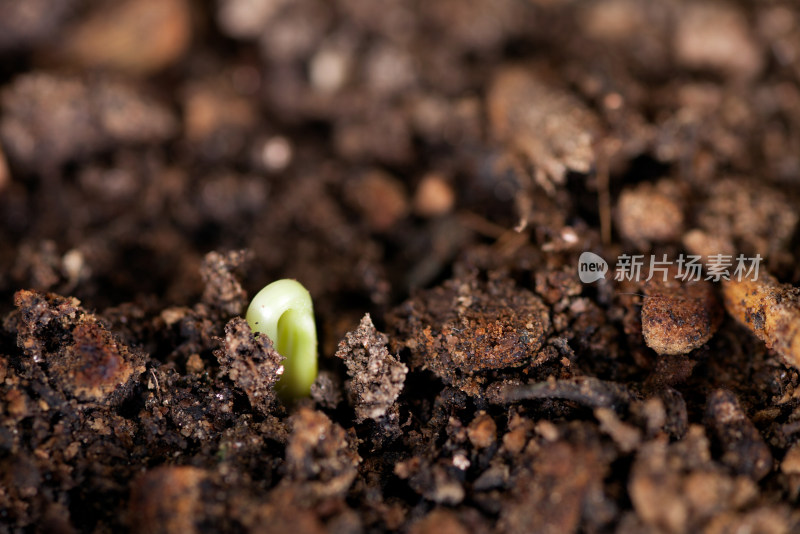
9, 289, 145, 404
215, 317, 284, 416
389, 272, 551, 397
2, 0, 800, 533
335, 313, 407, 425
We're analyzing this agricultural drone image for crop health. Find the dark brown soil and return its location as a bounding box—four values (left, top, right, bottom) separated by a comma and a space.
2, 0, 800, 532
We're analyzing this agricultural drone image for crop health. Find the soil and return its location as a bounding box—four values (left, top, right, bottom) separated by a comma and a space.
2, 0, 800, 532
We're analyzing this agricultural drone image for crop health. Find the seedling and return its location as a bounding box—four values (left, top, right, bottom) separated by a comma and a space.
246, 279, 317, 399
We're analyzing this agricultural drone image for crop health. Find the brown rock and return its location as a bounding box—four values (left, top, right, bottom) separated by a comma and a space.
499, 441, 604, 534
346, 170, 409, 232
683, 230, 735, 267
502, 414, 533, 454
414, 173, 455, 218
695, 178, 798, 262
242, 489, 327, 534
641, 267, 722, 355
616, 180, 684, 244
674, 2, 763, 79
60, 0, 191, 75
59, 322, 135, 401
595, 407, 641, 453
703, 506, 796, 534
781, 443, 800, 476
467, 411, 497, 449
395, 460, 465, 505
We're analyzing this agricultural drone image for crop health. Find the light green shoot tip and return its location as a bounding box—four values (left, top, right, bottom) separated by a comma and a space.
245, 279, 317, 400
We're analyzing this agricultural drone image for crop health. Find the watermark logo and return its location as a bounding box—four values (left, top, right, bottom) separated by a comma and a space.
578, 252, 609, 283
577, 252, 762, 284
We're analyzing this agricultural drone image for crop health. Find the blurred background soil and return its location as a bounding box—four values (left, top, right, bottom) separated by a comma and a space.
2, 0, 800, 532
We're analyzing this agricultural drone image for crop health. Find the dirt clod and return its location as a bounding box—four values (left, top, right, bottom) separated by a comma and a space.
12, 289, 144, 403
215, 317, 284, 415
467, 411, 497, 449
284, 407, 360, 501
335, 313, 407, 423
390, 272, 550, 396
200, 250, 250, 316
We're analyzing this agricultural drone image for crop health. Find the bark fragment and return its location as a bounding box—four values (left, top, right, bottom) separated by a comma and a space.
722, 273, 800, 370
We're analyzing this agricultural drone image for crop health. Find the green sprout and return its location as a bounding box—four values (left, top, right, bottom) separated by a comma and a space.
245, 279, 317, 400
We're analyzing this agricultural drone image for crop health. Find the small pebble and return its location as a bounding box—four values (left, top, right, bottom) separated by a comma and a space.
61, 0, 191, 74
467, 411, 497, 449
310, 45, 351, 93
260, 136, 293, 171
616, 179, 684, 244
674, 2, 763, 79
641, 266, 721, 355
414, 173, 455, 217
347, 170, 409, 232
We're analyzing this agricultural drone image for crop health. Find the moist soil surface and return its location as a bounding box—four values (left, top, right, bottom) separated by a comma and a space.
2, 1, 800, 533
